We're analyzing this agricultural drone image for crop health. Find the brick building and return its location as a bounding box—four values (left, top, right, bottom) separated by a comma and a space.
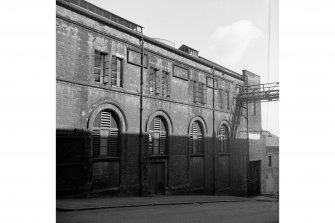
56, 0, 261, 197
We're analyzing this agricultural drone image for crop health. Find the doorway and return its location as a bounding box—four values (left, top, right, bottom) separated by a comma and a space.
149, 162, 165, 194
248, 160, 261, 195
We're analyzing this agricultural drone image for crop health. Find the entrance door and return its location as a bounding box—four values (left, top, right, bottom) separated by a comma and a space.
150, 162, 165, 194
190, 156, 204, 189
248, 161, 261, 195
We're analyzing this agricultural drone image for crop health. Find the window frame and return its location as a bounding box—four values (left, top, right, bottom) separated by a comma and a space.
190, 121, 205, 155
148, 116, 168, 156
161, 70, 171, 97
92, 110, 120, 159
111, 55, 124, 88
218, 124, 229, 155
93, 50, 109, 84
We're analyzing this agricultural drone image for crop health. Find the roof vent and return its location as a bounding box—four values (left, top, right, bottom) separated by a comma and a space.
178, 44, 198, 56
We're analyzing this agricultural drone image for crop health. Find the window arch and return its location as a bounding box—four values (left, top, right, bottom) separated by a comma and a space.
92, 110, 120, 157
218, 124, 229, 154
190, 121, 204, 154
148, 116, 167, 155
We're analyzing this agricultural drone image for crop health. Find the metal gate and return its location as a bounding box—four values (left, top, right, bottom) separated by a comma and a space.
56, 129, 89, 197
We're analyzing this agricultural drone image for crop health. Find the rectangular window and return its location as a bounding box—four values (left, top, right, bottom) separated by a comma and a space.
111, 56, 123, 87
193, 81, 207, 104
94, 50, 109, 84
226, 91, 230, 110
253, 101, 257, 115
218, 88, 224, 109
94, 51, 124, 87
269, 156, 272, 167
149, 68, 158, 95
162, 71, 170, 97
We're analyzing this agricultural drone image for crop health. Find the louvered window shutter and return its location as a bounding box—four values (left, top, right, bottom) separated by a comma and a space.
100, 111, 119, 157
189, 134, 193, 154
219, 125, 229, 153
202, 83, 207, 104
92, 129, 100, 157
153, 117, 161, 154
197, 133, 203, 153
111, 55, 117, 86
109, 129, 119, 156
192, 122, 198, 154
94, 51, 101, 82
219, 125, 225, 153
160, 131, 166, 155
148, 133, 153, 154
103, 54, 110, 84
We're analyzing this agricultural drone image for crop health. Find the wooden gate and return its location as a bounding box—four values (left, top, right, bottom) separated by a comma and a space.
248, 160, 261, 196
56, 129, 89, 197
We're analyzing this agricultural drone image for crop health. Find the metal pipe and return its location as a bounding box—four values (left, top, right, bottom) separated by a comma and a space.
139, 34, 144, 196
212, 67, 216, 195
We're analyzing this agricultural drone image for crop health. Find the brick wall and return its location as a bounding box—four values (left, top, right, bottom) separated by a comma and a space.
56, 1, 249, 196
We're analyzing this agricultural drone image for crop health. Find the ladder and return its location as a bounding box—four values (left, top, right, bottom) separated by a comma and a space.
229, 82, 279, 139
229, 85, 246, 139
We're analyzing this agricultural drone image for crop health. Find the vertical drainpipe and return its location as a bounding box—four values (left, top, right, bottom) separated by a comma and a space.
139, 34, 144, 196
212, 67, 216, 195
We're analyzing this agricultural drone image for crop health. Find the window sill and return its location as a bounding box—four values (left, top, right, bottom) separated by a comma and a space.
93, 157, 121, 162
190, 154, 204, 157
218, 152, 230, 156
149, 155, 168, 159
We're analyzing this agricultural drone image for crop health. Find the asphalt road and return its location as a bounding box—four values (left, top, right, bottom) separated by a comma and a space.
57, 201, 279, 223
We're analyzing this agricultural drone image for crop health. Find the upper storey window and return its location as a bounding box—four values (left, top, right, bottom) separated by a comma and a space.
148, 68, 170, 97
149, 67, 159, 95
93, 50, 123, 87
94, 50, 109, 84
161, 70, 170, 97
193, 81, 207, 105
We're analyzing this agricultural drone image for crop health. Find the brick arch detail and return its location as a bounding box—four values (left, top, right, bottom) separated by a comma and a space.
145, 110, 173, 134
87, 102, 127, 133
188, 116, 208, 135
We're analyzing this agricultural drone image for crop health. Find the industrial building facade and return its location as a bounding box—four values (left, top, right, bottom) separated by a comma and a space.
56, 0, 261, 197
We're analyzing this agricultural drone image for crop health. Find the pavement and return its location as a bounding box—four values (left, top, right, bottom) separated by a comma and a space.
57, 195, 278, 212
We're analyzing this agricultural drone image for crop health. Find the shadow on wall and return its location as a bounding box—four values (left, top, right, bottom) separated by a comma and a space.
56, 128, 249, 198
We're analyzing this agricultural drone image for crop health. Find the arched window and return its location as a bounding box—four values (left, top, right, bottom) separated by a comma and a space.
92, 110, 120, 157
190, 121, 204, 154
148, 116, 167, 155
218, 124, 229, 153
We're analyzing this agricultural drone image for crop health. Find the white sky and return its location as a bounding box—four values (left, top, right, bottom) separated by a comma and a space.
87, 0, 279, 136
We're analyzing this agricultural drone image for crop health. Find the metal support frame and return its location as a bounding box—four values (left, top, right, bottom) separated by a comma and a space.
237, 82, 279, 103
